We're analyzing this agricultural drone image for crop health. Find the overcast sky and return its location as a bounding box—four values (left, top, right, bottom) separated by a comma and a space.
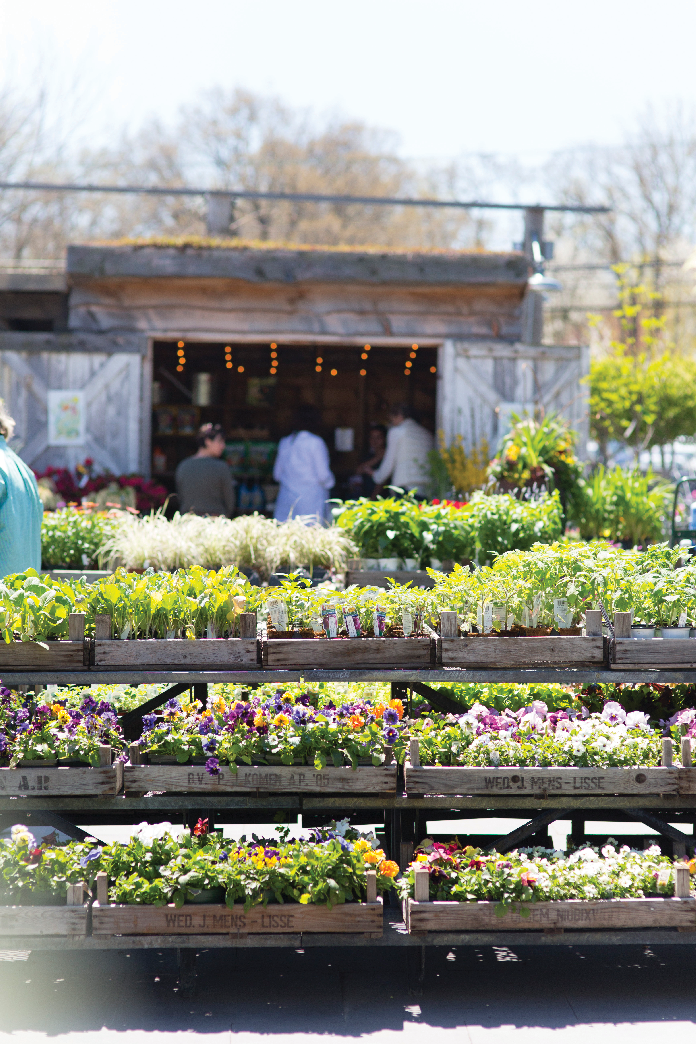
2, 0, 696, 166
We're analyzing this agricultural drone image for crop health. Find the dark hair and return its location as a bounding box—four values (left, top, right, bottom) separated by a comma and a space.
196, 422, 225, 449
293, 404, 322, 434
369, 423, 388, 439
390, 402, 414, 421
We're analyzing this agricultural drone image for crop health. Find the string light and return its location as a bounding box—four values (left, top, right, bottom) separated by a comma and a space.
177, 342, 186, 372
330, 368, 337, 376
412, 343, 418, 350
315, 365, 322, 372
409, 351, 417, 359
238, 365, 245, 373
316, 356, 323, 364
405, 361, 412, 369
359, 369, 366, 376
364, 344, 371, 351
270, 342, 278, 375
404, 369, 410, 376
225, 345, 233, 369
178, 341, 185, 348
361, 352, 368, 360
430, 366, 437, 373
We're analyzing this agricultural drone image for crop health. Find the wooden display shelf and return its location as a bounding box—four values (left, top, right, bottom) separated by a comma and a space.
123, 762, 397, 794
404, 763, 684, 797
263, 637, 434, 669
404, 896, 696, 933
94, 638, 259, 668
440, 635, 606, 668
0, 763, 123, 797
92, 899, 383, 936
613, 638, 696, 670
0, 640, 86, 670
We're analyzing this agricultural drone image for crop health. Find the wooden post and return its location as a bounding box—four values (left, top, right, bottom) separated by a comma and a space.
96, 871, 109, 906
613, 612, 632, 639
129, 743, 142, 766
400, 841, 414, 870
365, 870, 377, 904
409, 738, 420, 768
68, 613, 85, 642
662, 737, 674, 767
98, 745, 112, 767
439, 612, 458, 638
675, 864, 691, 898
95, 614, 112, 640
413, 866, 430, 902
585, 610, 603, 636
384, 744, 394, 765
682, 736, 692, 767
239, 613, 257, 639
67, 881, 85, 906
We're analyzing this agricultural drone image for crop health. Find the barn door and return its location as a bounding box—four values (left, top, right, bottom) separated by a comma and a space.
0, 350, 147, 476
436, 339, 589, 456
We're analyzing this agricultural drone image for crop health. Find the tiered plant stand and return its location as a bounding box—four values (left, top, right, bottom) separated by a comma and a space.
2, 663, 696, 992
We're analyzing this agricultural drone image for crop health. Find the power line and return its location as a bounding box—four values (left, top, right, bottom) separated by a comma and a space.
0, 180, 610, 214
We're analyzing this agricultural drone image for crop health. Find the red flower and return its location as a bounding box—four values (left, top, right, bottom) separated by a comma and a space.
193, 818, 209, 836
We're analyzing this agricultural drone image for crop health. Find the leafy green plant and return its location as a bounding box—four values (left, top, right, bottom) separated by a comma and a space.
487, 412, 584, 515
575, 465, 672, 546
41, 508, 119, 570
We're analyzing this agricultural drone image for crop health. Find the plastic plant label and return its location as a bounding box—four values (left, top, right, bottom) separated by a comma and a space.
553, 598, 573, 629
522, 607, 531, 628
322, 604, 338, 638
483, 602, 493, 634
120, 624, 131, 641
345, 609, 362, 638
267, 599, 288, 631
373, 608, 387, 637
401, 610, 413, 636
657, 867, 672, 888
679, 611, 688, 628
532, 594, 541, 627
311, 615, 323, 633
492, 604, 506, 628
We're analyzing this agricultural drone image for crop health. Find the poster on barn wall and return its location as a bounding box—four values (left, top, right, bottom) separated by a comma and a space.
47, 389, 86, 446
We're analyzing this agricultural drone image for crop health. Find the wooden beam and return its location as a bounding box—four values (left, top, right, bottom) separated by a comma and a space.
119, 682, 191, 740
484, 809, 571, 853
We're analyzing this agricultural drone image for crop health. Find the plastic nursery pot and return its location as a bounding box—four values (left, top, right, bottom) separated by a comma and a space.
379, 558, 399, 570
401, 558, 418, 571
661, 627, 692, 639
363, 559, 380, 571
631, 626, 656, 639
430, 559, 442, 570
186, 887, 226, 905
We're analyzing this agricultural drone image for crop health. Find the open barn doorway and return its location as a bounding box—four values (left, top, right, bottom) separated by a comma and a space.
150, 339, 438, 514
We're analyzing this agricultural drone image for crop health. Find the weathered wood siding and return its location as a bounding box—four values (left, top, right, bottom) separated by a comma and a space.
0, 347, 149, 475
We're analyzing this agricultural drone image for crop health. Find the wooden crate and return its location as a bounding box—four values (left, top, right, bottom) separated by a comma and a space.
0, 641, 86, 670
440, 635, 605, 668
613, 638, 696, 669
124, 763, 396, 794
404, 764, 681, 797
0, 763, 123, 797
0, 904, 89, 936
263, 637, 434, 669
345, 570, 436, 590
94, 638, 258, 668
405, 897, 696, 933
92, 900, 383, 936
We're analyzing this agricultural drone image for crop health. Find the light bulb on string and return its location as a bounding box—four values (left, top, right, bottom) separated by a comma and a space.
359, 369, 366, 377
430, 366, 437, 373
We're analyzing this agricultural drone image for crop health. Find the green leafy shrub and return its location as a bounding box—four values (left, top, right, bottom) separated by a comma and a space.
41, 508, 118, 570
575, 465, 672, 546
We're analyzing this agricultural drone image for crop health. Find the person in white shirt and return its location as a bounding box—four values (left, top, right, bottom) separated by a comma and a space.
371, 403, 434, 497
273, 405, 335, 523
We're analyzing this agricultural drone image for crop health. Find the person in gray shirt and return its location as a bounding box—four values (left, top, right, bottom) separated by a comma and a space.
175, 423, 236, 516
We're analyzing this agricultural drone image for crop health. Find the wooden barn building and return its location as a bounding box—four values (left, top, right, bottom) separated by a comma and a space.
0, 242, 588, 504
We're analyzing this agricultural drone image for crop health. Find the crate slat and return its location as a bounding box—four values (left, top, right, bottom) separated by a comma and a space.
92, 900, 382, 935
0, 764, 123, 796
406, 897, 696, 933
404, 764, 681, 796
0, 904, 89, 935
124, 763, 396, 794
94, 638, 258, 667
263, 637, 433, 668
440, 636, 605, 667
613, 638, 696, 669
0, 641, 86, 670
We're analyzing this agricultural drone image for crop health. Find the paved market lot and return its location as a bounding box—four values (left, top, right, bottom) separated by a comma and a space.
1, 943, 696, 1043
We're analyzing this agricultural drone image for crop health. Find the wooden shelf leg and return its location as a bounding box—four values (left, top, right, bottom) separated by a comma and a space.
177, 949, 196, 998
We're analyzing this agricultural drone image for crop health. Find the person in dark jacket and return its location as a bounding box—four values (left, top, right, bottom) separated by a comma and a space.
175, 423, 236, 516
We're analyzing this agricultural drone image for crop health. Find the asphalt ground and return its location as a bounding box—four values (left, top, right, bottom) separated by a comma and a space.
1, 942, 696, 1043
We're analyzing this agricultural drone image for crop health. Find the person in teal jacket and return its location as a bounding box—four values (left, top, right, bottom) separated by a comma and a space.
0, 399, 43, 577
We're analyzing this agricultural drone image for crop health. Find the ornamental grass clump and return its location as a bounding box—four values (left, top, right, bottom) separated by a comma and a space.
398, 839, 693, 906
